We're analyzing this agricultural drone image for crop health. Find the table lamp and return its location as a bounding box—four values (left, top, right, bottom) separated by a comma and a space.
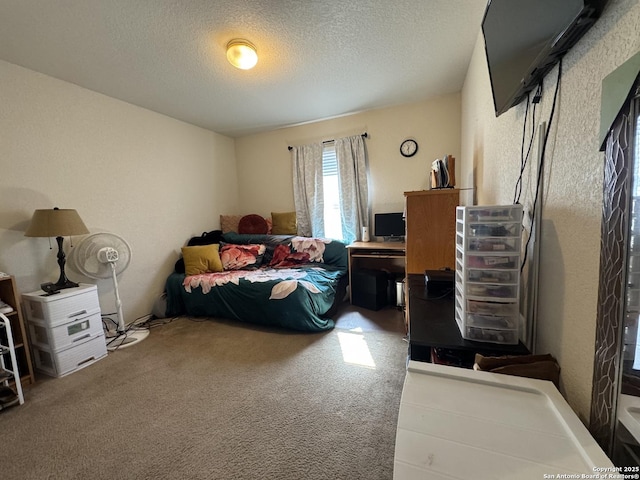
25, 207, 89, 290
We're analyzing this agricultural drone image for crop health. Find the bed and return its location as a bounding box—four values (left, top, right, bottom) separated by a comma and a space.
164, 233, 349, 332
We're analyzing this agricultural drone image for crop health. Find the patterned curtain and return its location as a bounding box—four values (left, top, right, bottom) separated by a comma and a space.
335, 135, 369, 245
291, 143, 324, 237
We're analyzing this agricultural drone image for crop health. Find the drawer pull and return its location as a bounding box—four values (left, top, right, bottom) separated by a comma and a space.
68, 310, 87, 318
72, 333, 91, 343
77, 356, 96, 366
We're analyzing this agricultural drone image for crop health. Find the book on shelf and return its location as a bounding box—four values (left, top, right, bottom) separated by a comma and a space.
430, 155, 456, 189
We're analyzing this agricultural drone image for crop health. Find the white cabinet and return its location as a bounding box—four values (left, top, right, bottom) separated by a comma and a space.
22, 284, 107, 377
455, 205, 523, 344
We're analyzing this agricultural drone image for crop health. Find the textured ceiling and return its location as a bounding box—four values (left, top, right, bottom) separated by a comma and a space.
0, 0, 487, 137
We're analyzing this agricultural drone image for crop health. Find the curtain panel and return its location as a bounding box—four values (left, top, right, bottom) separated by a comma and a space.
291, 143, 324, 237
335, 135, 369, 245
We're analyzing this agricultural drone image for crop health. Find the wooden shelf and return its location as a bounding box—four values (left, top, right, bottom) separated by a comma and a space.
0, 275, 35, 387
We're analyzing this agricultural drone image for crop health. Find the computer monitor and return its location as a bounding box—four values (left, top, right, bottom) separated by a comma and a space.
374, 212, 405, 240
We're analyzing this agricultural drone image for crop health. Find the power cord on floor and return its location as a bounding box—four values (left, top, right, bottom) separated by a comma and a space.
102, 315, 118, 332
103, 313, 152, 351
137, 316, 180, 329
103, 312, 182, 351
105, 330, 128, 351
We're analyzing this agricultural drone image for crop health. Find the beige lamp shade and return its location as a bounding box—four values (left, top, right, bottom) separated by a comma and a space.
25, 208, 89, 238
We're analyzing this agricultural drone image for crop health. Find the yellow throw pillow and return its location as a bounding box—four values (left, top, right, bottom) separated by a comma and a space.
181, 244, 223, 275
271, 211, 297, 235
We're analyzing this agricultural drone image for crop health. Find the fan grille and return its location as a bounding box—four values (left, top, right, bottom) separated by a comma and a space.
73, 233, 131, 279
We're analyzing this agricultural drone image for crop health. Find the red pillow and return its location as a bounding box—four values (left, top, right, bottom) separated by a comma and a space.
238, 214, 268, 234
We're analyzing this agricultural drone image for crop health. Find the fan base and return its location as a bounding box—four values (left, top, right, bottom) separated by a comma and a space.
105, 328, 149, 351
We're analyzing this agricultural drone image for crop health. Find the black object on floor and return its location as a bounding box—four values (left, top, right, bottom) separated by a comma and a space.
0, 385, 19, 410
352, 269, 388, 310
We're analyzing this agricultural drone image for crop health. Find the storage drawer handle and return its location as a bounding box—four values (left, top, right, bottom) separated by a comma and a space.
72, 333, 91, 343
68, 310, 87, 318
77, 356, 96, 366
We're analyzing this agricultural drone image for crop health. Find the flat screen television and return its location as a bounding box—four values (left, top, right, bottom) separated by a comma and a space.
482, 0, 608, 117
374, 212, 405, 240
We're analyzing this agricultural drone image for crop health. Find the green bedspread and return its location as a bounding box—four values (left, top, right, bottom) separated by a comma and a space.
165, 265, 345, 332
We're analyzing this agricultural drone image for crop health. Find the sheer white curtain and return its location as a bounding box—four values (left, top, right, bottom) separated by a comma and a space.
291, 142, 324, 237
335, 135, 369, 244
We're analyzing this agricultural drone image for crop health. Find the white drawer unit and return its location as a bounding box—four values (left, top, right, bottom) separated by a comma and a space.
27, 309, 102, 352
455, 205, 523, 344
31, 334, 107, 378
23, 285, 100, 326
22, 284, 107, 377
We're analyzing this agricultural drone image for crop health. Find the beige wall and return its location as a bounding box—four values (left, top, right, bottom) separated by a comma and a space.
234, 94, 462, 232
461, 0, 640, 423
0, 60, 238, 321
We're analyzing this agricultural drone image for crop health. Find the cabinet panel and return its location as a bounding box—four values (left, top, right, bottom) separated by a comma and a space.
404, 189, 459, 274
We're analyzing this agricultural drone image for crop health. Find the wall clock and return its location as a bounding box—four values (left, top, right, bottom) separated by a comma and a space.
400, 139, 418, 157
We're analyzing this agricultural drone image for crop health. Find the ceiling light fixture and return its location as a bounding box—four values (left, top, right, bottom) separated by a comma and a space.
226, 39, 258, 70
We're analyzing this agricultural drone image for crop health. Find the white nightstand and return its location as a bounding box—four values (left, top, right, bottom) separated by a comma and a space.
22, 284, 107, 377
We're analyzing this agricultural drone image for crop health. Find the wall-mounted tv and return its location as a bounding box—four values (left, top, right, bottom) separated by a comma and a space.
482, 0, 608, 117
374, 212, 405, 240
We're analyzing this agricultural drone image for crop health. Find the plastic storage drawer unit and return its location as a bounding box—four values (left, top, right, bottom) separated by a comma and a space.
31, 334, 106, 377
27, 308, 102, 352
22, 284, 107, 377
455, 205, 523, 344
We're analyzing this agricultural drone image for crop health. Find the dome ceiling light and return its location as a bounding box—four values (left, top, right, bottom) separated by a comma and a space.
226, 39, 258, 70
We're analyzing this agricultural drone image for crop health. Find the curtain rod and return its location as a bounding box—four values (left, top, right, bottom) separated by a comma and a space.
288, 132, 368, 151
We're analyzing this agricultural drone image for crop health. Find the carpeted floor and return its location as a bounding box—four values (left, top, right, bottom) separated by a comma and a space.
0, 303, 407, 480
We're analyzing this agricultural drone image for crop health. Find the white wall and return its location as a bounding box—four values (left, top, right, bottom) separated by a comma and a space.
0, 60, 238, 321
234, 94, 462, 228
461, 0, 640, 423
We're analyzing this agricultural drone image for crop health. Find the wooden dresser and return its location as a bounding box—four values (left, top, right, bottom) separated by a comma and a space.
404, 189, 459, 274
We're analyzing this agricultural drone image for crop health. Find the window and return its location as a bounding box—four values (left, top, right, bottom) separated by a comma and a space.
322, 143, 343, 241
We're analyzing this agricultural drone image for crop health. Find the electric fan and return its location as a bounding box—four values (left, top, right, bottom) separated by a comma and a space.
72, 233, 148, 350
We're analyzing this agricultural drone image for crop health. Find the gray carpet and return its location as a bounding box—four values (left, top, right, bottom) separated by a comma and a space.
0, 305, 407, 480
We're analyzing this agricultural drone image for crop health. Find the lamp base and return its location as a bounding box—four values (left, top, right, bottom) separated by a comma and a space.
53, 236, 79, 290
53, 279, 79, 290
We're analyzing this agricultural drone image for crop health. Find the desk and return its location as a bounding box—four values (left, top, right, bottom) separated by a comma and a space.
407, 274, 528, 366
347, 242, 405, 305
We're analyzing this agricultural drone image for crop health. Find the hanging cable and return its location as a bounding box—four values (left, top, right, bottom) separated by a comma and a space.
513, 93, 531, 204
513, 85, 541, 204
521, 59, 563, 272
